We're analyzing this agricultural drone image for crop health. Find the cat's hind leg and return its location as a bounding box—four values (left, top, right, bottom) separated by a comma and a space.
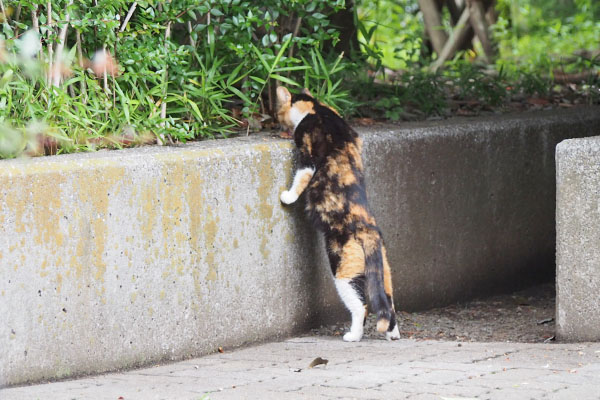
334, 277, 366, 342
328, 236, 366, 342
382, 245, 400, 341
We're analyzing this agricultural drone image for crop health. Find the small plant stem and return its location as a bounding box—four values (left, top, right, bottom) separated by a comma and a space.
47, 1, 54, 87
52, 0, 73, 87
31, 5, 40, 59
31, 6, 39, 33
0, 0, 7, 24
13, 5, 21, 35
207, 12, 211, 47
159, 13, 172, 145
120, 2, 137, 32
112, 44, 117, 108
286, 16, 302, 78
76, 30, 87, 104
102, 46, 108, 93
267, 77, 273, 116
186, 21, 196, 47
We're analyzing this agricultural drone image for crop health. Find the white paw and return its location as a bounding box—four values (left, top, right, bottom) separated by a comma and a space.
386, 325, 400, 341
343, 330, 363, 342
280, 190, 298, 205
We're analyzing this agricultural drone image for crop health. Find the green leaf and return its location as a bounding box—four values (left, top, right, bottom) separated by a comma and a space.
251, 45, 271, 72
262, 34, 270, 47
270, 74, 300, 87
229, 86, 252, 104
249, 75, 266, 85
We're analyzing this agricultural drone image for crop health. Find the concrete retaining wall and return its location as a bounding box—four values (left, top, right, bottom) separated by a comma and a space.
2, 106, 599, 386
556, 136, 600, 342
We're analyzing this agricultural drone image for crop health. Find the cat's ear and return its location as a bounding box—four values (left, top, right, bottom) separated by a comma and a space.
276, 86, 292, 104
301, 88, 313, 97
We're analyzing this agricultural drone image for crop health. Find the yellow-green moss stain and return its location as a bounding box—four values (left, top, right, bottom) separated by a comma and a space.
251, 144, 282, 260
180, 164, 214, 299
260, 236, 270, 259
2, 177, 27, 234
159, 162, 185, 243
139, 184, 157, 240
75, 165, 126, 283
31, 173, 66, 249
233, 238, 239, 249
285, 232, 294, 244
203, 206, 219, 282
56, 273, 63, 294
255, 144, 275, 221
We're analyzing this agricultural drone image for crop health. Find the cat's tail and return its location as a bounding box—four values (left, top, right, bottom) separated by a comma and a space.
357, 229, 393, 333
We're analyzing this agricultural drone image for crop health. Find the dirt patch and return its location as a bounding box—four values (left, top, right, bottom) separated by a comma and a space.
311, 283, 556, 343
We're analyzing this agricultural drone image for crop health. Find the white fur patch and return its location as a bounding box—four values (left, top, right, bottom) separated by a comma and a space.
334, 278, 365, 342
280, 190, 298, 205
386, 324, 400, 341
280, 167, 314, 204
289, 107, 309, 131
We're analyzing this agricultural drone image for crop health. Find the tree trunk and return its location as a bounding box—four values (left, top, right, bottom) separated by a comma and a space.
467, 0, 495, 62
447, 0, 474, 52
325, 0, 360, 57
431, 6, 471, 71
418, 0, 449, 56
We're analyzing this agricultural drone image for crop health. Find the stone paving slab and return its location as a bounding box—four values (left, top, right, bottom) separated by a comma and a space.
3, 336, 600, 400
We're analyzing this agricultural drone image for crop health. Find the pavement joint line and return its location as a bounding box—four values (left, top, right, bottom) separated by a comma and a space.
470, 349, 519, 363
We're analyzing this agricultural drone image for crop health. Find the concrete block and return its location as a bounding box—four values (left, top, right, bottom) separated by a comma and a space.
1, 106, 599, 385
556, 135, 600, 341
0, 139, 340, 386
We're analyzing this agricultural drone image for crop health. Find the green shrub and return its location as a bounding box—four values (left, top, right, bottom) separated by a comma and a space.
0, 0, 356, 158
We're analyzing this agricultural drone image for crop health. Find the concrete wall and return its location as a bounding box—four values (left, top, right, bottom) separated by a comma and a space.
1, 106, 599, 386
556, 136, 600, 342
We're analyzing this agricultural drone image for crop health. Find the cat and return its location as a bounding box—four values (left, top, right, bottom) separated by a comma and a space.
276, 86, 400, 342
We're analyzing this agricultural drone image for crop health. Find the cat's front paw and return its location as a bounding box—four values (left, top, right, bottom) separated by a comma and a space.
280, 190, 298, 205
343, 330, 363, 342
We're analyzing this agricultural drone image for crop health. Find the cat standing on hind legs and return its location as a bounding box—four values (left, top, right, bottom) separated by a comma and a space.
276, 86, 400, 342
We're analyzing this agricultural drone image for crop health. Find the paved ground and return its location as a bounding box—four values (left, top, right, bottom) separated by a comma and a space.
3, 336, 600, 400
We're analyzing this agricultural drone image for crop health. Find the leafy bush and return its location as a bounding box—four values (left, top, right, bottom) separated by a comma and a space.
0, 0, 356, 158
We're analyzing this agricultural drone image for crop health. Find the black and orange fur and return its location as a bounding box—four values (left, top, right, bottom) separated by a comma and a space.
277, 86, 399, 342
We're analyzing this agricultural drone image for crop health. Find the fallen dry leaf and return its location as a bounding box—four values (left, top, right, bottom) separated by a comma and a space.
526, 97, 550, 106
308, 357, 328, 368
354, 117, 376, 126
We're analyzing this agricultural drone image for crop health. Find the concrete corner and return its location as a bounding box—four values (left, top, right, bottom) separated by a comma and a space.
556, 135, 600, 342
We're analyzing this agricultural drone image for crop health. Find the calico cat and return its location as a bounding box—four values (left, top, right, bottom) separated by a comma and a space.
277, 86, 400, 342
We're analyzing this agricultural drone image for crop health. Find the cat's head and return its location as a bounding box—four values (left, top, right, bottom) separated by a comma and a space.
276, 86, 316, 135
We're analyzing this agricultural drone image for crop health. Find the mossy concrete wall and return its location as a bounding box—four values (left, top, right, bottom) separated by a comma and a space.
556, 136, 600, 342
1, 106, 599, 386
